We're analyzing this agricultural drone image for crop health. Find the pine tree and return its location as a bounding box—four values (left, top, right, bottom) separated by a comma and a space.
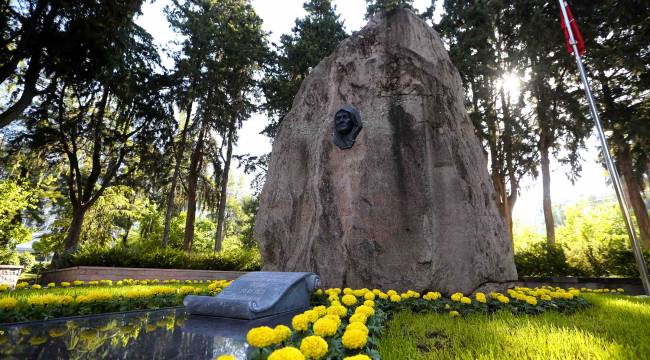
515, 0, 591, 244
574, 0, 650, 248
365, 0, 414, 18
262, 0, 347, 139
438, 0, 538, 242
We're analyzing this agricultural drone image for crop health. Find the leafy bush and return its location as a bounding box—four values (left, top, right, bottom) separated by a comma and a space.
515, 243, 575, 277
18, 252, 36, 273
515, 241, 650, 277
61, 243, 261, 271
515, 201, 650, 278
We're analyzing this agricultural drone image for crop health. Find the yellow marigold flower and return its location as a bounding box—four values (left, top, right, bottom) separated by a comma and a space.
344, 355, 372, 360
0, 297, 17, 310
400, 292, 409, 299
313, 317, 338, 337
314, 289, 323, 296
460, 297, 472, 305
353, 289, 366, 297
378, 292, 388, 300
475, 292, 487, 303
300, 335, 328, 360
364, 292, 375, 301
324, 314, 341, 327
29, 336, 48, 346
526, 297, 537, 306
0, 284, 8, 292
268, 346, 305, 360
342, 329, 368, 349
497, 295, 509, 304
88, 281, 98, 286
292, 314, 310, 331
372, 289, 381, 295
387, 289, 397, 296
541, 295, 552, 301
363, 300, 375, 308
247, 326, 276, 348
355, 305, 375, 317
215, 355, 235, 360
313, 305, 327, 317
15, 282, 28, 290
73, 280, 84, 286
349, 313, 367, 324
450, 292, 463, 302
343, 288, 353, 295
326, 305, 347, 317
346, 322, 368, 335
617, 288, 624, 293
342, 294, 357, 306
31, 284, 42, 290
406, 290, 420, 298
274, 325, 292, 343
449, 311, 460, 317
389, 294, 401, 303
304, 309, 319, 322
47, 283, 55, 288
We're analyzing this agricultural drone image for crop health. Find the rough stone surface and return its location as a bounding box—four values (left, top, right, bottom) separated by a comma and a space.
255, 9, 517, 295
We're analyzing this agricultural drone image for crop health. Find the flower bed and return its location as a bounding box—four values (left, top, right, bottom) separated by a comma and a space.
228, 286, 625, 360
0, 279, 230, 323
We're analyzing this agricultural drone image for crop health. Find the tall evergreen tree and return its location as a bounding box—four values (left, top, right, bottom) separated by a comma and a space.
10, 4, 168, 258
573, 0, 650, 248
262, 0, 347, 139
365, 0, 414, 18
438, 0, 538, 242
251, 0, 346, 202
166, 0, 267, 252
515, 0, 591, 244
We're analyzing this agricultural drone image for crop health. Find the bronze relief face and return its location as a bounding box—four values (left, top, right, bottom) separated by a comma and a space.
333, 105, 362, 150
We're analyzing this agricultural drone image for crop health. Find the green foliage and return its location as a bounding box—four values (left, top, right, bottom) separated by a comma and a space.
0, 177, 52, 264
379, 294, 650, 360
63, 243, 261, 272
17, 252, 35, 273
514, 200, 650, 277
0, 179, 34, 264
365, 0, 414, 18
515, 242, 575, 277
262, 0, 347, 138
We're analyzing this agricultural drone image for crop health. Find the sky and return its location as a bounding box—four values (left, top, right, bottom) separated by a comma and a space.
136, 0, 617, 231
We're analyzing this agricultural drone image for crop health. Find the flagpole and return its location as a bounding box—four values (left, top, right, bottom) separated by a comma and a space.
558, 0, 650, 295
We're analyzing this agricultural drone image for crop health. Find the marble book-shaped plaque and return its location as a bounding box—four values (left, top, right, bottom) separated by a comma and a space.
184, 272, 320, 320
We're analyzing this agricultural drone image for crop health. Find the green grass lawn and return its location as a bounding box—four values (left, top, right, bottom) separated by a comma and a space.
379, 294, 650, 360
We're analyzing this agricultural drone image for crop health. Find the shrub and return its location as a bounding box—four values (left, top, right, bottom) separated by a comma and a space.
60, 244, 261, 271
18, 252, 36, 273
515, 241, 650, 278
515, 243, 575, 277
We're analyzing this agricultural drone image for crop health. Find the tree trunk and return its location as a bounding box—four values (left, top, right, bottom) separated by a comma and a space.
163, 104, 193, 247
183, 119, 208, 252
122, 220, 132, 246
0, 51, 43, 128
540, 143, 555, 244
492, 173, 514, 245
619, 150, 650, 249
214, 124, 235, 252
63, 206, 87, 256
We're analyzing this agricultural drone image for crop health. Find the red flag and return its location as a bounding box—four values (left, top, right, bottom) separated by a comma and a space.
560, 2, 586, 56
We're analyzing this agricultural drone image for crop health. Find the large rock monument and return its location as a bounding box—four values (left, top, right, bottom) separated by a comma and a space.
255, 9, 517, 294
